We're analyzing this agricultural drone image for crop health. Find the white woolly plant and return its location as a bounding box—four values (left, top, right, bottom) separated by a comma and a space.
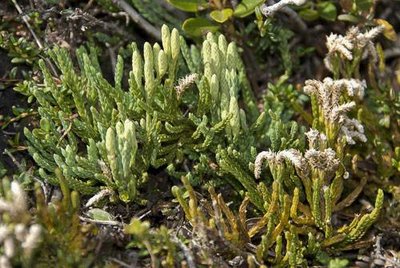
254, 124, 384, 247
304, 77, 367, 147
253, 26, 384, 249
324, 26, 384, 79
255, 131, 340, 232
303, 26, 384, 153
0, 179, 42, 268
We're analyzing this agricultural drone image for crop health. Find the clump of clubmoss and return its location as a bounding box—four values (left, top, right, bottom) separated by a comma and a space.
11, 12, 398, 268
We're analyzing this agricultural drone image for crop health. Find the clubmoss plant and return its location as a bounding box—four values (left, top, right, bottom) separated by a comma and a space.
21, 25, 264, 204
15, 21, 391, 266
125, 218, 178, 267
250, 25, 385, 263
172, 175, 259, 266
168, 25, 386, 267
33, 169, 97, 267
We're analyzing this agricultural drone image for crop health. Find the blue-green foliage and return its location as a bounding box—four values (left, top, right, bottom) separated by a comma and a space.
20, 26, 303, 205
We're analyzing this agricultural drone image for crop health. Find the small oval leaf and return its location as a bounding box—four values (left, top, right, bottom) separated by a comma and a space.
40, 118, 51, 132
317, 2, 337, 21
299, 9, 320, 21
337, 14, 360, 23
355, 0, 373, 11
87, 208, 114, 221
125, 218, 150, 236
234, 0, 265, 18
167, 0, 208, 12
182, 18, 220, 36
210, 8, 234, 23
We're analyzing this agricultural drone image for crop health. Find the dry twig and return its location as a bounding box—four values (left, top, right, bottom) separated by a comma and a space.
111, 0, 161, 40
